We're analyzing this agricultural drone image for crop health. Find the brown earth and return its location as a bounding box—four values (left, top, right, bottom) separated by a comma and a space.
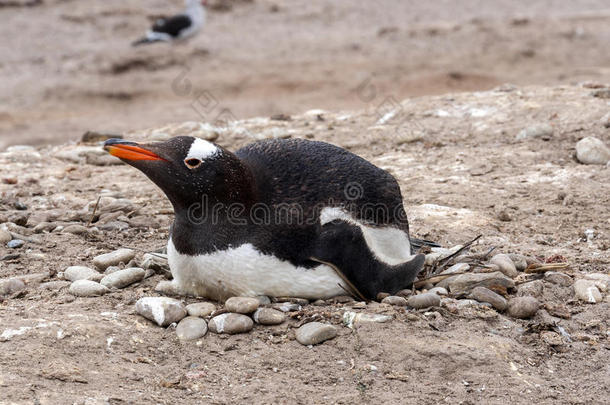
1, 0, 610, 148
0, 84, 609, 404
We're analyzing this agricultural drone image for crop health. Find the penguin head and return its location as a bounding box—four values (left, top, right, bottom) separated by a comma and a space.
104, 136, 254, 211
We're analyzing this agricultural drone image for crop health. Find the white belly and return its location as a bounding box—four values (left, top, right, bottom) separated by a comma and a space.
167, 239, 345, 301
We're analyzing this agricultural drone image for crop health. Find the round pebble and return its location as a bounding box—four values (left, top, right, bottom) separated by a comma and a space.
64, 266, 102, 282
186, 302, 216, 318
295, 322, 337, 346
573, 279, 602, 303
575, 136, 610, 165
7, 239, 25, 249
136, 297, 187, 327
507, 296, 540, 319
69, 280, 109, 297
471, 286, 507, 311
208, 313, 253, 334
381, 296, 408, 306
62, 225, 89, 235
100, 267, 145, 289
406, 293, 441, 309
517, 280, 544, 298
92, 248, 136, 271
0, 229, 11, 244
507, 254, 528, 271
544, 272, 573, 286
489, 254, 518, 278
0, 277, 26, 296
176, 316, 208, 340
428, 287, 448, 296
253, 308, 286, 325
224, 296, 260, 314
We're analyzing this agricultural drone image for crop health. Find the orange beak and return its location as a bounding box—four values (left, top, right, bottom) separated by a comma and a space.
103, 139, 166, 161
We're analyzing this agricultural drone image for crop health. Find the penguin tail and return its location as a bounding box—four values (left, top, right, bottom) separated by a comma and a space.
410, 237, 441, 251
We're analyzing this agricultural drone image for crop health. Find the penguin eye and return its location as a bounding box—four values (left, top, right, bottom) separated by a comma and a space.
184, 158, 202, 169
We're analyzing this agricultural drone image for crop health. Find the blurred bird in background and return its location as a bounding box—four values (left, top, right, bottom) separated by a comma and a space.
132, 0, 206, 46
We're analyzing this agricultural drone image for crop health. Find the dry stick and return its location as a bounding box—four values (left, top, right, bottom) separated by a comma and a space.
432, 234, 483, 275
87, 196, 101, 227
525, 263, 570, 274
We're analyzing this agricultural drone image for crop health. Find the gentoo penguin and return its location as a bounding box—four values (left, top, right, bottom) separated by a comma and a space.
104, 136, 425, 301
132, 0, 206, 46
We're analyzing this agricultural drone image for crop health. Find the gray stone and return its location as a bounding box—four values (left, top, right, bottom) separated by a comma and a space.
516, 123, 553, 140
507, 254, 528, 271
208, 313, 254, 334
176, 317, 208, 340
62, 225, 89, 235
154, 280, 182, 296
342, 312, 392, 328
272, 302, 301, 312
256, 295, 272, 305
100, 267, 145, 289
507, 296, 540, 319
517, 280, 544, 298
64, 266, 102, 282
544, 271, 573, 286
295, 322, 337, 346
136, 297, 187, 327
224, 296, 260, 314
573, 279, 602, 303
576, 136, 610, 165
253, 308, 286, 325
381, 295, 408, 306
0, 277, 26, 296
69, 280, 109, 297
186, 302, 216, 318
104, 266, 121, 275
407, 292, 441, 309
0, 229, 11, 244
92, 248, 136, 270
428, 287, 448, 296
437, 271, 515, 295
471, 286, 507, 311
489, 254, 518, 278
584, 273, 610, 292
7, 239, 24, 249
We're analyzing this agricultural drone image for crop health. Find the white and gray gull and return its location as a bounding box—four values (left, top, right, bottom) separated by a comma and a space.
132, 0, 206, 46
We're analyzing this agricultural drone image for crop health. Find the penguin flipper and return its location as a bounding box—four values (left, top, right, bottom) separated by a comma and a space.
313, 221, 425, 299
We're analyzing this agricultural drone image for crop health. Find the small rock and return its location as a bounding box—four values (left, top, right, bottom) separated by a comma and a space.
507, 254, 528, 271
69, 280, 109, 297
516, 123, 553, 140
575, 136, 610, 165
141, 253, 170, 275
186, 302, 216, 318
256, 295, 272, 305
154, 280, 182, 296
92, 248, 136, 270
64, 266, 102, 282
0, 229, 11, 244
591, 88, 610, 99
437, 272, 515, 295
507, 296, 540, 319
440, 263, 470, 275
342, 312, 392, 328
573, 279, 602, 303
208, 313, 253, 334
136, 297, 187, 327
176, 317, 208, 340
100, 267, 145, 289
544, 272, 573, 286
583, 273, 610, 292
381, 295, 408, 306
541, 331, 563, 346
395, 289, 412, 297
224, 297, 260, 314
428, 287, 448, 296
295, 322, 337, 346
272, 302, 301, 312
517, 280, 544, 298
497, 210, 512, 222
376, 292, 390, 301
0, 278, 26, 296
252, 308, 286, 325
471, 286, 507, 311
7, 239, 24, 249
489, 254, 518, 278
104, 266, 121, 275
406, 293, 441, 309
275, 297, 309, 305
62, 225, 89, 235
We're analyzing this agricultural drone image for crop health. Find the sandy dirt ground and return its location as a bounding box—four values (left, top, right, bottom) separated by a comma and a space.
0, 1, 609, 404
1, 0, 610, 148
0, 84, 609, 404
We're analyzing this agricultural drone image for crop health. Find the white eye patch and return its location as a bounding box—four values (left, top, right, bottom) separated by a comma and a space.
186, 137, 219, 161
